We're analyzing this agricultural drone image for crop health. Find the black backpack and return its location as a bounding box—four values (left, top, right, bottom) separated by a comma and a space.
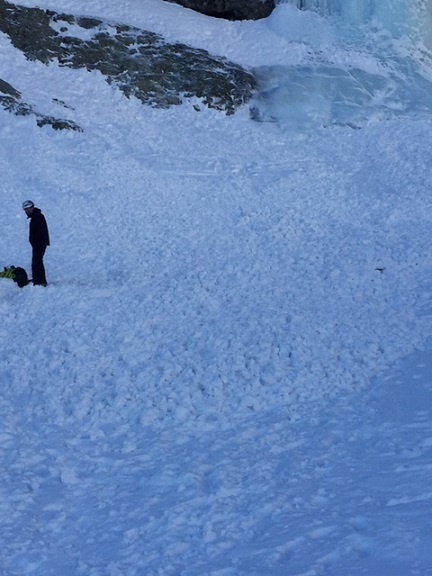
12, 266, 29, 288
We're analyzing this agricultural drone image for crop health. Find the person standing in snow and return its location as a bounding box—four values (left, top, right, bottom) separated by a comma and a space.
22, 200, 50, 286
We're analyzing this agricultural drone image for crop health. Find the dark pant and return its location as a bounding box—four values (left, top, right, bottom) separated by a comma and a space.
32, 244, 47, 285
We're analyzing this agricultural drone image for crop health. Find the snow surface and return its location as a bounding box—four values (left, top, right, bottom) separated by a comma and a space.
1, 1, 432, 574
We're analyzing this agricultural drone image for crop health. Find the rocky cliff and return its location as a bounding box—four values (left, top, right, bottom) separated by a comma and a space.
0, 0, 258, 131
163, 0, 275, 21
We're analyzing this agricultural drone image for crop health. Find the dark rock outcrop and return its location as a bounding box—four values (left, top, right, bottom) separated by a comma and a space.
163, 0, 275, 21
0, 0, 257, 130
0, 76, 82, 130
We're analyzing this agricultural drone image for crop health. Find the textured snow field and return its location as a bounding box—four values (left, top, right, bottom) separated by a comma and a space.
1, 1, 432, 574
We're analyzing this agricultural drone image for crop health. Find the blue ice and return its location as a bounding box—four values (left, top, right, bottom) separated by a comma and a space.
251, 0, 432, 129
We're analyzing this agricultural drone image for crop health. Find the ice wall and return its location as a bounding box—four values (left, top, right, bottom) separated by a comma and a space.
292, 0, 373, 24
289, 0, 432, 42
250, 0, 432, 129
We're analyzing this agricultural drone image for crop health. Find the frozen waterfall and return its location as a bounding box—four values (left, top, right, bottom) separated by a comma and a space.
251, 0, 432, 129
290, 0, 373, 23
288, 0, 432, 40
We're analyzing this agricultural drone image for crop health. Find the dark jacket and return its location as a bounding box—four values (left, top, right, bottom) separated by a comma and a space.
28, 207, 50, 248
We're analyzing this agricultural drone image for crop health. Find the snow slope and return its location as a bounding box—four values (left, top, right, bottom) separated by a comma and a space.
1, 1, 432, 574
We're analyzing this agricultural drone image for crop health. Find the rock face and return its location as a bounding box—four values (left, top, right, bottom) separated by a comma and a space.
0, 73, 82, 131
0, 0, 257, 130
163, 0, 275, 20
